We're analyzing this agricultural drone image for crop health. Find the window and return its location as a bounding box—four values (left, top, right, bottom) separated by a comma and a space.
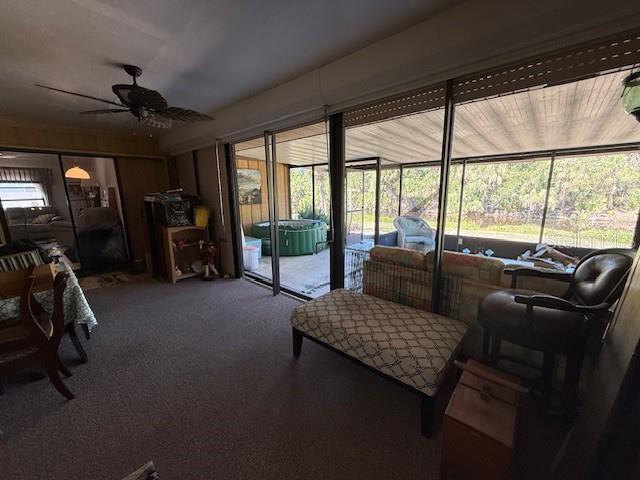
0, 182, 48, 207
543, 152, 640, 249
458, 158, 551, 243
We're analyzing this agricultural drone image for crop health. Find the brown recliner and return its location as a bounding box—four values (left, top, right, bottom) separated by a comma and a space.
478, 248, 636, 411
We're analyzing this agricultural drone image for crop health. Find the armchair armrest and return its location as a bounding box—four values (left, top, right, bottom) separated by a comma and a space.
504, 267, 572, 288
514, 293, 609, 314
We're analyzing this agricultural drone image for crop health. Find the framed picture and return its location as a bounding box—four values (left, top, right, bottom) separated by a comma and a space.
237, 168, 262, 205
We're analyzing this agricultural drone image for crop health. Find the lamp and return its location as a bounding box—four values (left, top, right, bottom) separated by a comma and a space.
622, 71, 640, 122
64, 162, 91, 180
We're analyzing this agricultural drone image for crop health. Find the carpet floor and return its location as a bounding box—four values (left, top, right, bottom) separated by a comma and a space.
0, 277, 564, 479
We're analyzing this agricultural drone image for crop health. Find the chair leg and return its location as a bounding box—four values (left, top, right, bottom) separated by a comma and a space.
292, 328, 303, 358
564, 350, 585, 416
57, 357, 72, 378
43, 357, 74, 400
66, 323, 88, 363
489, 336, 501, 367
481, 331, 491, 363
542, 353, 555, 406
420, 394, 436, 437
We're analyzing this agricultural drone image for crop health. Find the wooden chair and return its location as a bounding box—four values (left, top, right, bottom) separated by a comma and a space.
0, 267, 73, 399
0, 264, 88, 362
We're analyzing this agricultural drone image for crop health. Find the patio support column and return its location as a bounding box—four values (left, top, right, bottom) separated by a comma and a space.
311, 165, 316, 220
539, 153, 555, 244
455, 160, 466, 251
265, 131, 280, 295
431, 80, 455, 314
329, 112, 345, 290
374, 157, 381, 244
224, 143, 243, 278
398, 165, 403, 217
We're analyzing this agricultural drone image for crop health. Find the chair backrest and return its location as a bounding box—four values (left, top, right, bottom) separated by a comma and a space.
571, 248, 636, 306
0, 263, 55, 299
393, 215, 434, 237
49, 271, 69, 347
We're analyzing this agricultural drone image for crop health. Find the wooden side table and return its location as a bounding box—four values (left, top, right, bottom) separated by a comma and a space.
440, 360, 526, 480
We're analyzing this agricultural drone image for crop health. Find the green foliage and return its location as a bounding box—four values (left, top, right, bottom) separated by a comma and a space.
288, 152, 640, 248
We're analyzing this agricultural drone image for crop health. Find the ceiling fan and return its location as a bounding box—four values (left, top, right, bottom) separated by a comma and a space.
35, 64, 214, 129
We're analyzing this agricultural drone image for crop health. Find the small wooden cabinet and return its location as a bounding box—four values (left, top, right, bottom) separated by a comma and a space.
162, 226, 208, 283
440, 361, 522, 480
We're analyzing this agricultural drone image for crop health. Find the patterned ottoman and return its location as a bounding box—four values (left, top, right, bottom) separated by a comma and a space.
290, 288, 468, 436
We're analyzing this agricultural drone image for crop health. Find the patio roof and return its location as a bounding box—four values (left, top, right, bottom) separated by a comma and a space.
235, 69, 640, 166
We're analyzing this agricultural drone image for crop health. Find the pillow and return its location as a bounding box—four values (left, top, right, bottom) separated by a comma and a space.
31, 213, 56, 224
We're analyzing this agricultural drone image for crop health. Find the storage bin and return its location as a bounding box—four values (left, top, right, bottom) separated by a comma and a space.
243, 246, 260, 271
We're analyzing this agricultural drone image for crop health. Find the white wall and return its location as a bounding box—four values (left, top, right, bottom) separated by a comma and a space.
160, 0, 640, 154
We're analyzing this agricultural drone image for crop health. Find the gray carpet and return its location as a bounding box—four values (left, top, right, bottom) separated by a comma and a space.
0, 277, 565, 479
0, 277, 446, 479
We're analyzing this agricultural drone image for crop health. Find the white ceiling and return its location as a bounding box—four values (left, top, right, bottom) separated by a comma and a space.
0, 0, 459, 134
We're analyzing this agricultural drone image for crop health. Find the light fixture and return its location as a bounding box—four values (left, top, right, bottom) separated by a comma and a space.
64, 162, 91, 180
622, 71, 640, 122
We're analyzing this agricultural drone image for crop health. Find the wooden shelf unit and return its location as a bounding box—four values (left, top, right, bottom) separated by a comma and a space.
162, 226, 208, 284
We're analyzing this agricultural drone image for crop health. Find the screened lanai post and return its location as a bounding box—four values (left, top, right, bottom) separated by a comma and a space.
431, 80, 455, 314
374, 157, 381, 244
634, 208, 640, 249
455, 160, 466, 251
398, 165, 403, 217
264, 131, 280, 295
539, 154, 555, 244
329, 113, 345, 290
311, 165, 316, 220
225, 143, 243, 278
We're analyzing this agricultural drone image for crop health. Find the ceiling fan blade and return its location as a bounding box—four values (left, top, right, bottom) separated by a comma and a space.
35, 84, 124, 107
80, 109, 130, 115
142, 112, 172, 129
160, 106, 214, 121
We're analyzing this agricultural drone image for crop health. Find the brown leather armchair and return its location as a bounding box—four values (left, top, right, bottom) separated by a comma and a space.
478, 248, 635, 412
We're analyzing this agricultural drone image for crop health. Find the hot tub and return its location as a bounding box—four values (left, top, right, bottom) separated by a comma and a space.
251, 219, 328, 256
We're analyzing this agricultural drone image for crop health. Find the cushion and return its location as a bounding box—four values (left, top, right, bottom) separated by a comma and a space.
31, 213, 56, 224
369, 246, 427, 270
478, 289, 584, 352
291, 288, 468, 396
405, 236, 435, 246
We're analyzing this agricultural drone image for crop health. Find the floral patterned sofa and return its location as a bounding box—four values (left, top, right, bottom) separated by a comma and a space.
362, 246, 567, 355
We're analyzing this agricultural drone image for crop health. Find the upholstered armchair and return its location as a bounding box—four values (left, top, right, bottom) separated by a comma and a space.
478, 248, 635, 412
393, 216, 436, 253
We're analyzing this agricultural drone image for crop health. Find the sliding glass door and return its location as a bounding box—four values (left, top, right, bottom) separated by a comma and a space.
0, 151, 129, 271
233, 121, 331, 298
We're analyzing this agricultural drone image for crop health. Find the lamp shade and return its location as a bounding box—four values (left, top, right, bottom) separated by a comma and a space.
622, 71, 640, 122
65, 164, 91, 180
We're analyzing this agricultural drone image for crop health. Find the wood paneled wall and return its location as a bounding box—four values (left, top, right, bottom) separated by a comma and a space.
235, 155, 290, 235
0, 121, 161, 157
116, 157, 169, 269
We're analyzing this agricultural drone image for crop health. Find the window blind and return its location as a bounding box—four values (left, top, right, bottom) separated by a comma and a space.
453, 30, 640, 104
344, 83, 446, 128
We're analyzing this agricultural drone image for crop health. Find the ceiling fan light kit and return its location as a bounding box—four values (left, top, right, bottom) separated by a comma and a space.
36, 64, 214, 129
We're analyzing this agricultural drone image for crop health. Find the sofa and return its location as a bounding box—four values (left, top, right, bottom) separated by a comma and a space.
5, 206, 63, 242
362, 246, 567, 356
